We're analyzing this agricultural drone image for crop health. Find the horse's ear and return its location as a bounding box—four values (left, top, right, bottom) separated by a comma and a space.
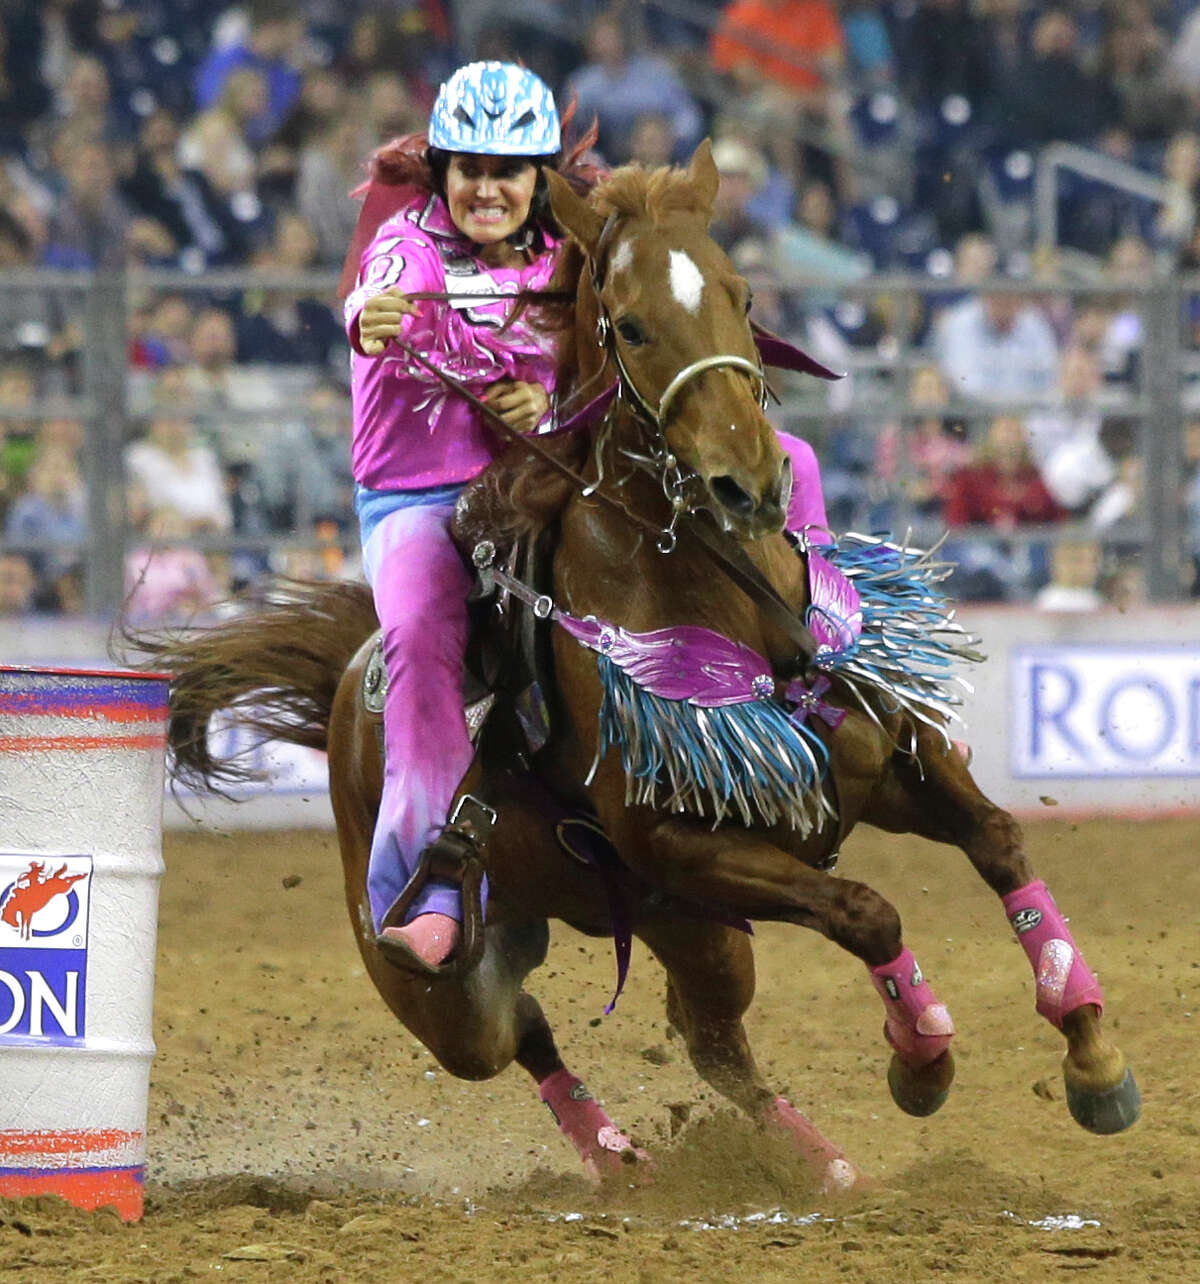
544, 168, 606, 254
686, 139, 720, 219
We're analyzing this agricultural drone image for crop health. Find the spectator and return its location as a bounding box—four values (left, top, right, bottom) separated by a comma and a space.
1089, 452, 1143, 532
54, 53, 128, 145
775, 179, 870, 287
1152, 131, 1200, 258
566, 9, 703, 165
1096, 234, 1153, 383
0, 550, 36, 616
709, 137, 772, 261
360, 72, 424, 148
945, 414, 1064, 529
711, 0, 844, 114
0, 359, 38, 517
874, 364, 971, 523
183, 306, 269, 414
274, 67, 349, 154
4, 442, 87, 593
840, 0, 893, 87
1101, 558, 1147, 611
1168, 4, 1200, 104
1034, 538, 1104, 611
933, 286, 1060, 404
297, 116, 367, 267
943, 413, 1065, 600
340, 10, 450, 95
129, 292, 196, 371
234, 213, 345, 369
193, 0, 306, 147
994, 9, 1118, 149
42, 135, 136, 270
628, 113, 675, 169
1026, 345, 1115, 513
178, 67, 268, 198
124, 368, 232, 535
121, 109, 248, 270
1101, 7, 1180, 141
123, 505, 223, 625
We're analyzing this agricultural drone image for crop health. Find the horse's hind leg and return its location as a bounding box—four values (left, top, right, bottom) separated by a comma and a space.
639, 917, 865, 1194
864, 724, 1140, 1135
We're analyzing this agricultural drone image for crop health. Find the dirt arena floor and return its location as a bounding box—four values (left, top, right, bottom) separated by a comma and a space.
2, 815, 1198, 1282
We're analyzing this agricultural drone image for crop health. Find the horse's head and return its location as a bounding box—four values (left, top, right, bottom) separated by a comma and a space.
546, 143, 792, 541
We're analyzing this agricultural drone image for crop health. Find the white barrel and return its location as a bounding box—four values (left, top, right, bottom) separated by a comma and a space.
0, 665, 168, 1222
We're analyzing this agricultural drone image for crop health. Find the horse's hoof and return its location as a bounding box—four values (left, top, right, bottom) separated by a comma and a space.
1065, 1066, 1141, 1135
887, 1049, 955, 1117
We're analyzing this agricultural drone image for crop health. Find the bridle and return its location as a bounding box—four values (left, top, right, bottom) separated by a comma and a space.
583, 212, 782, 553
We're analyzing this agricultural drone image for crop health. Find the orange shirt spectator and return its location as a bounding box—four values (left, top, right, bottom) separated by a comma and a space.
710, 0, 843, 95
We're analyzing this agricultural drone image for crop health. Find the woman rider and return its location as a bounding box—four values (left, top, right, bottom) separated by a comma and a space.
341, 62, 599, 969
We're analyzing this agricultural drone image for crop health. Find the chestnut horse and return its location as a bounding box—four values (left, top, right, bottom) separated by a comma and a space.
147, 146, 1138, 1193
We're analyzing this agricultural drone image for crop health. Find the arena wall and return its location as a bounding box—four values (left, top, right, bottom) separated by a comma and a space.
3, 607, 1196, 827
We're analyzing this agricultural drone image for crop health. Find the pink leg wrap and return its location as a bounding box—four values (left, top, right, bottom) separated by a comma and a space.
764, 1096, 862, 1193
868, 947, 955, 1067
1002, 880, 1104, 1028
538, 1070, 638, 1181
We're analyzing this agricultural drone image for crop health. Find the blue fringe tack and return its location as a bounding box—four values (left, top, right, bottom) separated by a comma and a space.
587, 531, 980, 828
590, 657, 836, 834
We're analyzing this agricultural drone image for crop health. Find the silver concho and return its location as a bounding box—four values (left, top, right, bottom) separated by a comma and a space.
362, 637, 388, 715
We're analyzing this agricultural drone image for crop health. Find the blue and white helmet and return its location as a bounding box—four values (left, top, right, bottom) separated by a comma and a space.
428, 62, 561, 157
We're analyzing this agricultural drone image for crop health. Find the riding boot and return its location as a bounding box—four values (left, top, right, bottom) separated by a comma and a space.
375, 794, 494, 979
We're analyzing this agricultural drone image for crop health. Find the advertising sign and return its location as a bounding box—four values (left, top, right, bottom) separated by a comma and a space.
1011, 646, 1200, 779
0, 853, 92, 1044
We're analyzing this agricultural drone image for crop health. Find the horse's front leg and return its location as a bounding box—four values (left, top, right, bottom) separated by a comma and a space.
618, 816, 957, 1118
864, 725, 1140, 1135
637, 915, 864, 1194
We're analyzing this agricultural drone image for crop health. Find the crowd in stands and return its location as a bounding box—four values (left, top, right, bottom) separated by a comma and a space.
1, 0, 1199, 618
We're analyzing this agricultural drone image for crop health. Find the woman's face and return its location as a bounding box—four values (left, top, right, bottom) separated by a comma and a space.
444, 154, 538, 247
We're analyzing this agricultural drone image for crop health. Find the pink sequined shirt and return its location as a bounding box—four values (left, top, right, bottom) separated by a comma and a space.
344, 191, 562, 492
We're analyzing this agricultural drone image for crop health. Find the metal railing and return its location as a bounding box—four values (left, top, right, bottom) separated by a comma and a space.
0, 267, 1194, 615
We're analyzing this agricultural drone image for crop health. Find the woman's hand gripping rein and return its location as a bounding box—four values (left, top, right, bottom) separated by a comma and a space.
483, 380, 550, 434
359, 287, 420, 356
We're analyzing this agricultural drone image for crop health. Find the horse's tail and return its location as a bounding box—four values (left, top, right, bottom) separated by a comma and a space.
124, 579, 378, 796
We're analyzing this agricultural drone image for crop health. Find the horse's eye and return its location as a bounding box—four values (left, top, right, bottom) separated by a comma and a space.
615, 316, 647, 346
744, 291, 754, 315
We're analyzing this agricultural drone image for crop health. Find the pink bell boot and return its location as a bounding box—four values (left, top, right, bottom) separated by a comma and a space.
538, 1069, 646, 1182
764, 1096, 864, 1194
868, 947, 955, 1067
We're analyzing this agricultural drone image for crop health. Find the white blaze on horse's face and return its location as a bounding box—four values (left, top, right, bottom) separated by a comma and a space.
610, 237, 635, 275
668, 249, 705, 314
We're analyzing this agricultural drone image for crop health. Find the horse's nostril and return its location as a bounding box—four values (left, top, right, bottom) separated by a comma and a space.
710, 474, 757, 518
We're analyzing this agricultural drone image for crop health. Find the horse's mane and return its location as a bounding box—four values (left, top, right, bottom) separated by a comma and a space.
587, 162, 706, 227
456, 163, 706, 550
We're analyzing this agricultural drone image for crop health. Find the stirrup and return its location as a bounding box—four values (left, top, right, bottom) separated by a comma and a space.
375, 794, 495, 980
